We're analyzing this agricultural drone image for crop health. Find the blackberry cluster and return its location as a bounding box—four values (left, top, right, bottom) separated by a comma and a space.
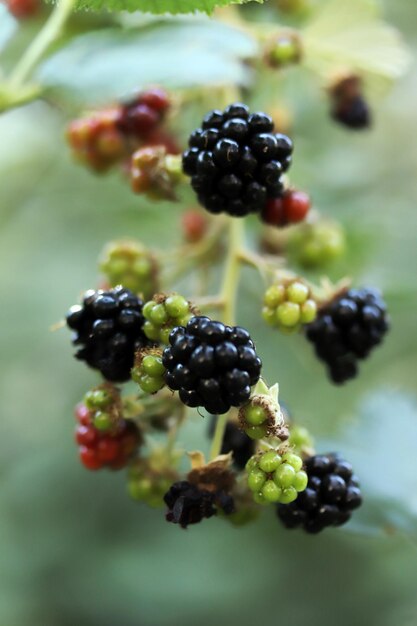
162, 316, 262, 414
305, 287, 389, 383
277, 453, 362, 533
208, 418, 255, 470
164, 481, 234, 528
66, 287, 149, 382
182, 103, 293, 217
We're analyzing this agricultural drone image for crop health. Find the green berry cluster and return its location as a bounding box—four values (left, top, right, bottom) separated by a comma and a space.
132, 352, 166, 394
99, 239, 158, 300
288, 424, 315, 457
288, 221, 346, 268
262, 280, 317, 332
84, 385, 117, 432
142, 293, 194, 343
127, 457, 178, 508
246, 449, 307, 504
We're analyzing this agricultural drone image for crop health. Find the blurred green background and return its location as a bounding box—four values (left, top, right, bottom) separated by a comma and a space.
0, 1, 416, 625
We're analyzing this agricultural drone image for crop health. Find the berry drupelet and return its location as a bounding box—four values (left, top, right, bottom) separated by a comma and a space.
164, 480, 235, 528
305, 287, 389, 384
66, 286, 150, 382
162, 316, 262, 414
182, 103, 293, 217
277, 453, 362, 533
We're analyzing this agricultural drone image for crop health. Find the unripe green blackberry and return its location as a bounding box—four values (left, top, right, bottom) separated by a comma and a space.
99, 239, 159, 300
83, 383, 121, 433
246, 449, 307, 504
239, 380, 288, 440
288, 424, 315, 458
127, 453, 180, 508
288, 221, 346, 268
142, 293, 196, 343
265, 32, 302, 68
262, 279, 317, 332
132, 349, 166, 394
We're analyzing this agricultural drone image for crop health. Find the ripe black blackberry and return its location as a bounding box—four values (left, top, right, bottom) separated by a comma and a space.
164, 481, 234, 528
277, 453, 362, 533
182, 103, 293, 217
208, 417, 255, 470
66, 286, 150, 382
332, 96, 371, 130
162, 316, 262, 414
305, 287, 389, 383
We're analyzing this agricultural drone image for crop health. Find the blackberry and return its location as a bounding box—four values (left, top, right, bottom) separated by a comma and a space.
332, 95, 371, 130
162, 316, 262, 414
66, 286, 150, 382
305, 287, 389, 383
208, 417, 255, 470
75, 402, 141, 471
262, 280, 317, 332
277, 453, 362, 533
329, 75, 371, 131
246, 450, 307, 504
182, 103, 293, 217
164, 481, 234, 528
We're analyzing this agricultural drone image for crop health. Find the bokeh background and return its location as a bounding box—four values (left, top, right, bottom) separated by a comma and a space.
0, 1, 416, 625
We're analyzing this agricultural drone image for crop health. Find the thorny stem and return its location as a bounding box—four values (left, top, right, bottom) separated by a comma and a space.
7, 0, 76, 92
210, 217, 245, 460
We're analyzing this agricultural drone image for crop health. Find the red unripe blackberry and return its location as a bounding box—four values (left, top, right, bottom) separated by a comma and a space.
182, 210, 208, 243
139, 88, 171, 113
66, 286, 150, 382
277, 453, 362, 533
305, 287, 389, 383
118, 88, 171, 139
75, 404, 140, 471
183, 103, 293, 217
6, 0, 39, 18
162, 316, 262, 414
262, 189, 311, 227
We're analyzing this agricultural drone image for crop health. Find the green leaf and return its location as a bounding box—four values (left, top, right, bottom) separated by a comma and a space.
0, 6, 17, 54
326, 390, 417, 539
37, 20, 257, 104
75, 0, 262, 15
303, 0, 411, 92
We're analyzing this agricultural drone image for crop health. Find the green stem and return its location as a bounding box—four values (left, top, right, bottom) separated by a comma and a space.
219, 217, 244, 326
210, 217, 245, 460
9, 0, 76, 90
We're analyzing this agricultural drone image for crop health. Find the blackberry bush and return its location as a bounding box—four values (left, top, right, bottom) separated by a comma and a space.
182, 103, 293, 217
162, 316, 262, 414
14, 0, 404, 541
66, 286, 150, 382
305, 287, 389, 383
277, 453, 362, 533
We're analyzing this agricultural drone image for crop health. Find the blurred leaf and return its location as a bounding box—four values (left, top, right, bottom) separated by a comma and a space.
326, 390, 417, 539
0, 6, 17, 53
303, 0, 411, 93
37, 20, 256, 104
74, 0, 262, 14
